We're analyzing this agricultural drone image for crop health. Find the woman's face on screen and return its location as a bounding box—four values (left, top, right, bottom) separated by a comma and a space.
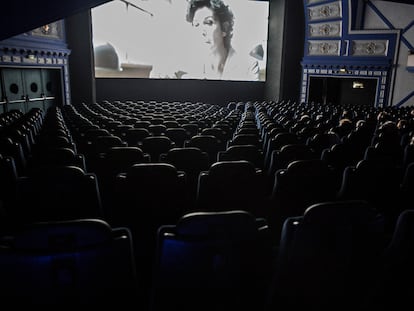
192, 7, 224, 50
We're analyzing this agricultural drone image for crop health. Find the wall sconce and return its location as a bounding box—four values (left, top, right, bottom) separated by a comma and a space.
407, 52, 414, 72
339, 67, 347, 74
352, 81, 364, 89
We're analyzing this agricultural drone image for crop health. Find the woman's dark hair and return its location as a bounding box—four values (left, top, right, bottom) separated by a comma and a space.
186, 0, 234, 49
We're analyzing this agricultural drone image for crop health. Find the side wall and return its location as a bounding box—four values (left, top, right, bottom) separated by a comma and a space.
264, 0, 305, 103
364, 0, 414, 107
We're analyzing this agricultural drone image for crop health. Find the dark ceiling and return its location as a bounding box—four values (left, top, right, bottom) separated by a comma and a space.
0, 0, 412, 42
0, 0, 111, 41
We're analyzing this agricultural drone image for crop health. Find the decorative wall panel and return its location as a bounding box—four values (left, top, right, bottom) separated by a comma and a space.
29, 21, 63, 40
308, 40, 341, 56
308, 1, 342, 21
351, 40, 388, 56
309, 21, 342, 38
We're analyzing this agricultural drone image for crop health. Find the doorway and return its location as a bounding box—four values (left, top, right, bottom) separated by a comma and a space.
308, 76, 378, 106
1, 67, 62, 114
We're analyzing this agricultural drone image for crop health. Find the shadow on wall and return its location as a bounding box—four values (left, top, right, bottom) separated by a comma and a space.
94, 42, 152, 78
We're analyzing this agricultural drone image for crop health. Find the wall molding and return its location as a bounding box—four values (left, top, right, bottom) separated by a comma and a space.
0, 21, 71, 105
301, 0, 400, 107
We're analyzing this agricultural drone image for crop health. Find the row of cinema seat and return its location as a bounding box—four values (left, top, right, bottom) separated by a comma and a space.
65, 100, 414, 180
267, 201, 414, 311
3, 101, 414, 232
0, 219, 137, 306
2, 103, 413, 240
0, 202, 412, 309
1, 100, 414, 308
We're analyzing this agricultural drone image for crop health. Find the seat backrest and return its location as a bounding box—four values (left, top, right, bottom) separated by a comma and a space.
123, 162, 183, 189
125, 128, 151, 146
134, 120, 151, 129
0, 219, 137, 306
208, 160, 258, 185
163, 121, 180, 129
364, 142, 404, 167
113, 163, 187, 227
385, 209, 414, 259
271, 200, 385, 309
0, 154, 17, 218
160, 147, 209, 174
113, 124, 133, 138
93, 135, 127, 154
197, 160, 264, 215
218, 144, 264, 169
185, 135, 222, 163
181, 123, 199, 138
15, 166, 103, 223
321, 142, 359, 171
176, 210, 260, 238
264, 132, 301, 170
150, 118, 164, 125
151, 210, 272, 311
165, 128, 188, 148
267, 143, 316, 176
105, 146, 149, 166
228, 134, 261, 148
403, 143, 414, 169
141, 136, 174, 162
29, 147, 86, 172
83, 128, 111, 141
201, 127, 227, 143
236, 127, 259, 136
338, 159, 403, 219
401, 162, 414, 195
269, 159, 338, 235
377, 209, 414, 308
306, 132, 341, 156
148, 124, 167, 136
0, 136, 27, 174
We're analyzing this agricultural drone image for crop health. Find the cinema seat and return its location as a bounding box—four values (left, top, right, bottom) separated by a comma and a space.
0, 137, 27, 175
0, 154, 18, 229
378, 209, 414, 310
217, 144, 264, 169
124, 128, 151, 147
94, 146, 151, 213
159, 147, 209, 203
201, 127, 228, 145
113, 163, 187, 231
165, 128, 188, 148
14, 166, 103, 223
0, 219, 137, 306
197, 160, 266, 216
267, 143, 316, 178
267, 200, 385, 311
141, 136, 175, 162
338, 159, 403, 234
27, 147, 86, 173
185, 135, 223, 165
181, 123, 199, 138
268, 159, 337, 240
227, 133, 261, 148
264, 132, 301, 171
150, 210, 273, 311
